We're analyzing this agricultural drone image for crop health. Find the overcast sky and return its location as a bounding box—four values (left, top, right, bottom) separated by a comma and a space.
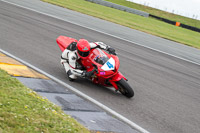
127, 0, 200, 20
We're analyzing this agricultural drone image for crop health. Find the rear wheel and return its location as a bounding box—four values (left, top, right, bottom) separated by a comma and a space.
116, 78, 134, 98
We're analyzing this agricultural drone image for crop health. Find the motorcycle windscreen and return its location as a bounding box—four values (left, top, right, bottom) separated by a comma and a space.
93, 48, 109, 65
101, 57, 115, 71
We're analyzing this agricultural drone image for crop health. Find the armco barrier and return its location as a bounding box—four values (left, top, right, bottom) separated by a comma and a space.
86, 0, 149, 17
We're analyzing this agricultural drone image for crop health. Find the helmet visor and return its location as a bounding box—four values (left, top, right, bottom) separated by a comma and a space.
78, 49, 90, 57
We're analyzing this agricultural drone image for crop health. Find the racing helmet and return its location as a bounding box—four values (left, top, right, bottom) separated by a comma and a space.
77, 39, 91, 59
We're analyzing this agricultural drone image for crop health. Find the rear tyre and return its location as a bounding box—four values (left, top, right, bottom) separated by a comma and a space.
116, 78, 134, 98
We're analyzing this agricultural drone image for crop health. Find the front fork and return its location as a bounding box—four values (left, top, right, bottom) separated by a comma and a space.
109, 72, 127, 90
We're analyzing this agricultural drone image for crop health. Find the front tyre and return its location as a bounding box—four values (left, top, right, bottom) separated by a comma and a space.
116, 78, 134, 98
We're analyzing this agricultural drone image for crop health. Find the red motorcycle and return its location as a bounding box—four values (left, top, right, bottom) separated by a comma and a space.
57, 36, 134, 98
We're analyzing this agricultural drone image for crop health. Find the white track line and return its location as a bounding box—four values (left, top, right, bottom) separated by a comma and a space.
0, 49, 150, 133
1, 0, 200, 67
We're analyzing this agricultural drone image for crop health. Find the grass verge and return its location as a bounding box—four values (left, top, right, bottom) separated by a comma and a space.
0, 69, 89, 133
42, 0, 200, 49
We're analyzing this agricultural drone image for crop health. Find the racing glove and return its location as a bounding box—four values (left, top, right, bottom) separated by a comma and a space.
107, 47, 116, 55
82, 69, 96, 78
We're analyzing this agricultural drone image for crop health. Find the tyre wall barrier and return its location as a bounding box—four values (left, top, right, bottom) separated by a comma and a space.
85, 0, 149, 17
150, 14, 200, 33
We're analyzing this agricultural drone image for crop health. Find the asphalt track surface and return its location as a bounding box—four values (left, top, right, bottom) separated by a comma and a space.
1, 1, 200, 133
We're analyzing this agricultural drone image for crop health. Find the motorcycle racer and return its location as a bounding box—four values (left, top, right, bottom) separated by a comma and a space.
61, 39, 116, 81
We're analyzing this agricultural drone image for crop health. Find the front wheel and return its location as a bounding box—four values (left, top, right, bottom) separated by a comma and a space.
116, 78, 134, 98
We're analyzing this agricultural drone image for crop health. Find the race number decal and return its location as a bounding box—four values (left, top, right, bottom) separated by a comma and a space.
106, 61, 114, 69
101, 57, 115, 71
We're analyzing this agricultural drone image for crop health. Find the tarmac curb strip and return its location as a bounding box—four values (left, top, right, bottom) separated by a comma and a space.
0, 53, 48, 79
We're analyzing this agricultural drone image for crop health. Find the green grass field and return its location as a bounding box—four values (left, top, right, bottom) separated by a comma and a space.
42, 0, 200, 49
0, 69, 89, 133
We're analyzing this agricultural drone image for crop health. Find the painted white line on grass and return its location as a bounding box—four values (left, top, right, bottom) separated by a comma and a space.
1, 0, 200, 67
0, 49, 150, 133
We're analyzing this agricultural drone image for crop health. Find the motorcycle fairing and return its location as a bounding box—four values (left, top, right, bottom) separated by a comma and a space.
56, 36, 78, 52
109, 72, 127, 89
